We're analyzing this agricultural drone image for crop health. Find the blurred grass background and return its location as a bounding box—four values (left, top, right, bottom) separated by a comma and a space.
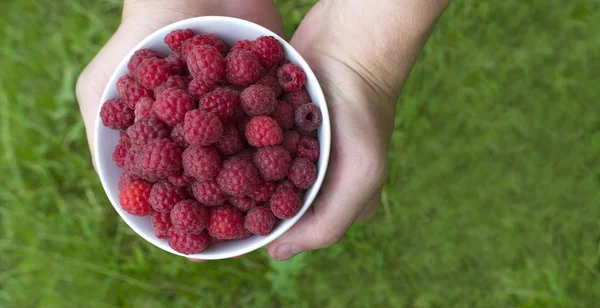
1, 0, 599, 307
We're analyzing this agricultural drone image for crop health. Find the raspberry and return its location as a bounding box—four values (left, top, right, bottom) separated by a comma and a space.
153, 87, 195, 126
199, 87, 239, 120
247, 180, 277, 202
128, 48, 160, 72
171, 200, 209, 234
154, 75, 190, 97
277, 63, 306, 92
135, 57, 173, 90
231, 39, 254, 52
149, 181, 187, 213
225, 49, 262, 86
215, 122, 244, 156
183, 109, 224, 145
297, 136, 320, 162
182, 144, 220, 181
152, 211, 172, 239
235, 228, 253, 240
119, 180, 153, 216
276, 179, 300, 193
282, 89, 310, 110
100, 98, 134, 129
216, 157, 260, 197
281, 130, 300, 155
298, 129, 317, 138
271, 100, 294, 130
187, 45, 225, 83
118, 172, 136, 190
168, 170, 194, 187
181, 34, 228, 59
117, 75, 154, 109
113, 132, 131, 168
127, 115, 171, 145
295, 103, 322, 132
240, 85, 276, 116
223, 85, 243, 99
287, 157, 317, 189
245, 206, 277, 235
270, 187, 302, 219
245, 116, 283, 147
135, 138, 183, 182
254, 146, 292, 181
255, 75, 282, 97
134, 97, 155, 121
168, 228, 209, 254
188, 77, 217, 100
165, 29, 195, 52
192, 180, 226, 206
123, 145, 142, 178
253, 36, 284, 68
170, 122, 188, 147
232, 111, 250, 137
236, 148, 255, 163
229, 196, 257, 212
208, 206, 245, 240
165, 53, 187, 75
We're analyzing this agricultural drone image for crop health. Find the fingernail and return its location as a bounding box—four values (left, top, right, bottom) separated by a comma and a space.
275, 244, 302, 260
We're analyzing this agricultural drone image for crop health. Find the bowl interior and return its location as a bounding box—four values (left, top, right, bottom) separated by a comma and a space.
94, 16, 330, 259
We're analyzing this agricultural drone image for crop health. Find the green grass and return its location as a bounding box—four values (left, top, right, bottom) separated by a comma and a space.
1, 0, 599, 307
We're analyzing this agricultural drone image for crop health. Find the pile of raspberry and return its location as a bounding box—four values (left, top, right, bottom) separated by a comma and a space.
100, 29, 323, 255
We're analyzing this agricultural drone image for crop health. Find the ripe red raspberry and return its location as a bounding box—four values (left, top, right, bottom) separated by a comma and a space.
271, 100, 294, 131
113, 132, 132, 168
119, 180, 153, 216
168, 170, 194, 187
281, 130, 300, 155
117, 75, 154, 109
225, 49, 262, 86
165, 29, 195, 52
270, 187, 302, 219
298, 129, 317, 138
277, 63, 306, 92
171, 200, 209, 234
152, 211, 172, 239
223, 85, 243, 99
188, 77, 217, 100
192, 180, 226, 206
199, 87, 239, 121
183, 109, 224, 145
153, 88, 195, 126
135, 57, 173, 90
245, 116, 283, 147
118, 172, 136, 190
245, 206, 277, 235
287, 157, 317, 189
128, 48, 160, 72
282, 89, 310, 110
229, 196, 257, 212
247, 180, 277, 202
154, 75, 190, 97
170, 123, 188, 147
181, 34, 228, 59
127, 115, 171, 145
165, 53, 187, 75
168, 228, 209, 254
100, 98, 134, 130
297, 136, 320, 162
254, 146, 292, 181
134, 97, 155, 121
123, 145, 142, 178
231, 39, 254, 52
208, 206, 245, 239
295, 103, 322, 132
187, 45, 225, 83
235, 228, 253, 240
253, 36, 284, 68
216, 157, 260, 196
182, 144, 220, 181
236, 148, 255, 163
149, 181, 187, 213
135, 138, 183, 182
255, 75, 282, 97
240, 85, 276, 116
215, 122, 244, 156
276, 179, 300, 194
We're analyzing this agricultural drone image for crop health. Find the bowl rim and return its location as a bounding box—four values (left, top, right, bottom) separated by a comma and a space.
94, 16, 331, 259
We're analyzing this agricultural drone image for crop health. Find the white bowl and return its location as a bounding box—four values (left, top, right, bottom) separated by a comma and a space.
94, 16, 331, 260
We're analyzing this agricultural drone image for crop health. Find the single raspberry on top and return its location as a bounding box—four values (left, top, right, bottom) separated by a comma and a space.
165, 28, 195, 52
295, 103, 322, 132
252, 36, 284, 68
100, 98, 134, 130
187, 45, 225, 83
128, 48, 160, 72
271, 100, 294, 131
135, 138, 183, 182
255, 75, 282, 97
183, 109, 224, 146
127, 115, 171, 145
117, 75, 154, 109
240, 84, 276, 116
168, 228, 210, 254
181, 144, 221, 181
216, 156, 260, 197
149, 181, 187, 213
119, 180, 153, 216
171, 200, 210, 234
253, 145, 292, 181
208, 206, 245, 240
199, 87, 240, 121
245, 115, 283, 147
152, 211, 172, 239
277, 63, 307, 92
154, 75, 191, 97
296, 136, 320, 162
287, 157, 317, 189
282, 89, 310, 110
153, 87, 195, 126
225, 49, 263, 86
269, 186, 302, 219
135, 57, 173, 90
134, 97, 155, 121
245, 206, 277, 235
192, 180, 227, 206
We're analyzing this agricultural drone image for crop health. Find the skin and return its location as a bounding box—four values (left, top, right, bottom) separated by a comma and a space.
76, 0, 451, 261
